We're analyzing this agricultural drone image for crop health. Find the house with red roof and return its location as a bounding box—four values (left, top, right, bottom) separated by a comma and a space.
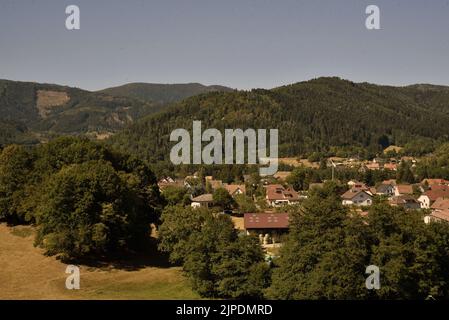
244, 212, 289, 243
394, 184, 414, 196
265, 184, 300, 207
418, 187, 449, 209
424, 210, 449, 224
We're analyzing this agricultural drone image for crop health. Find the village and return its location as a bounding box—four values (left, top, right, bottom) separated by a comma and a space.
157, 151, 449, 252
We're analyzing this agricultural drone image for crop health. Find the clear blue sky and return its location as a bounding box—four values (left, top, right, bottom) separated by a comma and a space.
1, 0, 449, 91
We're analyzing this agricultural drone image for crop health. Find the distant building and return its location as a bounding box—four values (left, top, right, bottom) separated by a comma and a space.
376, 183, 395, 197
394, 184, 414, 196
341, 189, 373, 206
424, 210, 449, 224
418, 188, 449, 209
265, 184, 300, 207
223, 184, 246, 197
158, 177, 187, 191
431, 197, 449, 211
389, 195, 421, 210
191, 194, 213, 208
244, 213, 289, 243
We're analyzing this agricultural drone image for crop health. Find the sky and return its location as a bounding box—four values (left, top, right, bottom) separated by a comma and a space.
1, 0, 449, 91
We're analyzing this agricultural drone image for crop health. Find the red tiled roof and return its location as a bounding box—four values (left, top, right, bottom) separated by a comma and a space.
431, 197, 449, 210
430, 185, 449, 192
424, 189, 449, 202
341, 189, 372, 200
430, 210, 449, 222
265, 184, 299, 201
244, 213, 289, 229
224, 184, 246, 195
191, 194, 213, 202
395, 185, 414, 195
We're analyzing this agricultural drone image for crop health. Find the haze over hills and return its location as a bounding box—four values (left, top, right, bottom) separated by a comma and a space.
0, 79, 231, 145
109, 77, 449, 162
98, 83, 234, 104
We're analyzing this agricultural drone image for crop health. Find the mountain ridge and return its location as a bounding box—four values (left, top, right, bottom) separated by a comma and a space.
108, 77, 449, 162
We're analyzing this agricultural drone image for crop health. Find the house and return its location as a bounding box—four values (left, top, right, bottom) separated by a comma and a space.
265, 184, 300, 207
376, 183, 395, 197
418, 188, 449, 209
424, 210, 449, 224
430, 184, 449, 192
244, 213, 289, 244
394, 184, 414, 196
341, 189, 373, 206
223, 184, 246, 197
191, 194, 213, 208
389, 195, 421, 210
157, 178, 186, 191
431, 197, 449, 211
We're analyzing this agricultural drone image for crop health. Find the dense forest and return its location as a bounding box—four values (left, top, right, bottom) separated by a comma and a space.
109, 77, 449, 163
98, 82, 234, 104
0, 137, 162, 260
0, 79, 233, 146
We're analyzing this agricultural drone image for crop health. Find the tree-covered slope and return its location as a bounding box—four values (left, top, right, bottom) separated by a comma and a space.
98, 82, 234, 104
0, 79, 163, 144
109, 77, 449, 162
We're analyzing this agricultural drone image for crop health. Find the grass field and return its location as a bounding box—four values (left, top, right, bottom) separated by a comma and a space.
0, 223, 199, 300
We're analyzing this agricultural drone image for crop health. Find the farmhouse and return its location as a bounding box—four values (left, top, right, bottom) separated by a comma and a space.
244, 213, 289, 244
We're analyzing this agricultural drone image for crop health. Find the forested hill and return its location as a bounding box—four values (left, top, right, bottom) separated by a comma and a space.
0, 80, 233, 146
97, 83, 234, 104
0, 79, 181, 145
109, 77, 449, 162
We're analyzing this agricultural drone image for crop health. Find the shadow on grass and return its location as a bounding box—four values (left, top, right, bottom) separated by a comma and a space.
70, 237, 177, 271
